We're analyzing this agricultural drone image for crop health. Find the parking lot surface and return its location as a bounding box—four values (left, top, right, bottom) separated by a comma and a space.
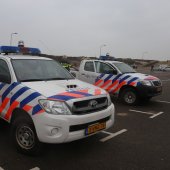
0, 71, 170, 170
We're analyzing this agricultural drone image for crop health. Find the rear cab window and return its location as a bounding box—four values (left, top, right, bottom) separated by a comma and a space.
84, 61, 95, 72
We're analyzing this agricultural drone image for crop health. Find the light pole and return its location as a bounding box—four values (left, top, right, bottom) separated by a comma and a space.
10, 32, 18, 46
142, 51, 148, 60
99, 44, 106, 57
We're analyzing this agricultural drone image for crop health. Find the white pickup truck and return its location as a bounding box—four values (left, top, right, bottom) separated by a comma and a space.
71, 59, 162, 105
0, 54, 114, 155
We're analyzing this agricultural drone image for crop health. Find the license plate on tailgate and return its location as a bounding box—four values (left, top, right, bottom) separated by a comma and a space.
85, 122, 106, 136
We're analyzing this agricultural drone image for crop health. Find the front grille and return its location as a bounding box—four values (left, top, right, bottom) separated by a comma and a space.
152, 80, 162, 86
72, 97, 108, 115
69, 116, 111, 132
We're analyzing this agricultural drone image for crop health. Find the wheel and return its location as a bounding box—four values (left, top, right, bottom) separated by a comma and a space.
11, 117, 42, 155
120, 88, 138, 105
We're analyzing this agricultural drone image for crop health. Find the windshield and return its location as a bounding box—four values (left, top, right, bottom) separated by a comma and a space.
12, 59, 74, 82
113, 62, 136, 74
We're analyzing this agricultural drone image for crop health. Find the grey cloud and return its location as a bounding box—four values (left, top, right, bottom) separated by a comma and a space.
0, 0, 170, 60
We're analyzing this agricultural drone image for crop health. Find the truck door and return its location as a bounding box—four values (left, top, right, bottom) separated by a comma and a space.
0, 59, 12, 119
78, 61, 98, 84
94, 61, 118, 92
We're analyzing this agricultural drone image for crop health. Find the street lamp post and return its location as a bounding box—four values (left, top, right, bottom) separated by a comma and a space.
99, 44, 106, 57
10, 32, 18, 46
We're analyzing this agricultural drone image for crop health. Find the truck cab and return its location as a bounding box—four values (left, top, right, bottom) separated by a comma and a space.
73, 59, 162, 105
0, 54, 114, 155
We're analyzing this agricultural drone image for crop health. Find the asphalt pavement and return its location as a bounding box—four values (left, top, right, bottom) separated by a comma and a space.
0, 71, 170, 170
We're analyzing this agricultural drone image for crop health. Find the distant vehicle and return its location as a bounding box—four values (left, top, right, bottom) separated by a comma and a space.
163, 66, 170, 72
153, 65, 161, 71
159, 64, 168, 71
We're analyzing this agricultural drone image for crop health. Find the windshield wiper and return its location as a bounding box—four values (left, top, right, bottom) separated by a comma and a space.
20, 79, 46, 82
123, 71, 136, 74
20, 77, 74, 82
44, 77, 74, 81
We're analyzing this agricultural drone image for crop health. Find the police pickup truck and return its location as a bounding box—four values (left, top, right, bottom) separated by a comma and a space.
71, 60, 162, 105
0, 54, 114, 154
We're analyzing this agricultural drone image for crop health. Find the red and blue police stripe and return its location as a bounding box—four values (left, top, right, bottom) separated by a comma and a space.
48, 89, 102, 101
94, 74, 140, 93
49, 91, 93, 101
0, 82, 43, 120
0, 82, 103, 120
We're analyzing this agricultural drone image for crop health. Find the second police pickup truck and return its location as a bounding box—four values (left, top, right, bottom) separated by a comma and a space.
71, 59, 162, 105
0, 54, 115, 155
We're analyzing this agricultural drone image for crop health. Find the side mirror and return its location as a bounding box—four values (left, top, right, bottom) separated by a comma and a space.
0, 74, 11, 84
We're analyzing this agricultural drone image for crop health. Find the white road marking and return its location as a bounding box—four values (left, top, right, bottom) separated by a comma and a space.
0, 167, 4, 170
102, 131, 113, 135
156, 100, 170, 104
129, 109, 164, 119
129, 109, 154, 115
150, 112, 164, 119
100, 129, 127, 142
30, 167, 40, 170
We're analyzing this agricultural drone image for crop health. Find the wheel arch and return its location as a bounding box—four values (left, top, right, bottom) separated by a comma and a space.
119, 85, 138, 97
10, 108, 33, 124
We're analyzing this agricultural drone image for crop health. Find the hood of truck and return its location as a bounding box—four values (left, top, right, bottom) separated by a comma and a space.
22, 79, 107, 99
124, 72, 159, 81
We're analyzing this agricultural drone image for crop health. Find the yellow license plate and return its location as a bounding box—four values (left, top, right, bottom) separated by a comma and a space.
85, 122, 106, 136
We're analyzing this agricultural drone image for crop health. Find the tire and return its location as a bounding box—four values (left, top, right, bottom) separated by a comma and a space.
120, 88, 139, 105
11, 117, 42, 155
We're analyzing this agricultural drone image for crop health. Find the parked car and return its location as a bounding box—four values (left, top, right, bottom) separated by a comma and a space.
159, 64, 168, 71
153, 65, 161, 71
0, 54, 115, 155
71, 59, 162, 105
163, 66, 170, 72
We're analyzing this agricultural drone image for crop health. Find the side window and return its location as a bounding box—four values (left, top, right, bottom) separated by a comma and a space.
95, 61, 116, 74
84, 61, 95, 72
0, 60, 11, 81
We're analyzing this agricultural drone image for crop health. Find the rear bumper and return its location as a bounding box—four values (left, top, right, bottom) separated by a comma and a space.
136, 85, 162, 98
33, 103, 115, 143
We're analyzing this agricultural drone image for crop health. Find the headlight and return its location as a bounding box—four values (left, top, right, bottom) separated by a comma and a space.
139, 80, 152, 86
39, 99, 71, 115
107, 93, 112, 106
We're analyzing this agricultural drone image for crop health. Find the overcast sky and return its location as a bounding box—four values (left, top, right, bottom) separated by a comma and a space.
1, 0, 170, 60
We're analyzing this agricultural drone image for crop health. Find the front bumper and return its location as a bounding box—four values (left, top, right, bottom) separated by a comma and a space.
136, 85, 162, 98
33, 103, 115, 143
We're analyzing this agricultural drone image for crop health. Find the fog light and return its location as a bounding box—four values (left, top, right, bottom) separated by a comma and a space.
51, 128, 59, 135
